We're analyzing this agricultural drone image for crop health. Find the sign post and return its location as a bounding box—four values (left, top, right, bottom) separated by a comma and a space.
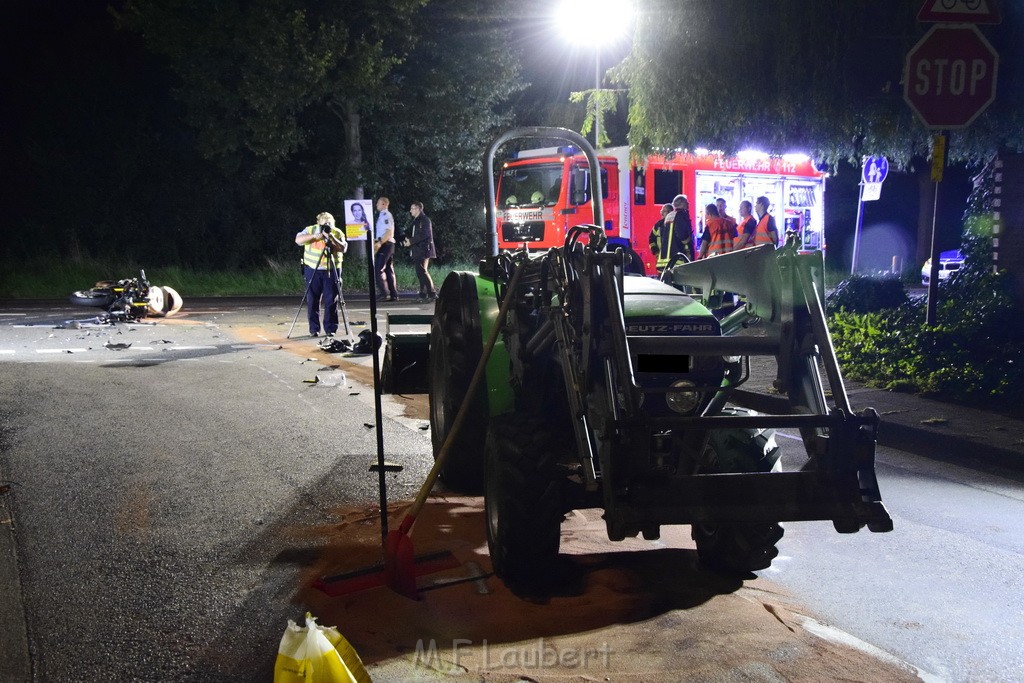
851, 156, 888, 275
903, 19, 998, 324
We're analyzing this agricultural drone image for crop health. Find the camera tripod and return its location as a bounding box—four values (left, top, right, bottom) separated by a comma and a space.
286, 237, 351, 339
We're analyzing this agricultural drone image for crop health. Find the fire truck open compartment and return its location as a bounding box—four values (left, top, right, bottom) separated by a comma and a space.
496, 145, 827, 275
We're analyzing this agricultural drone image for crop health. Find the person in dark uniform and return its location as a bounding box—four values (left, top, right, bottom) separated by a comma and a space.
405, 201, 437, 301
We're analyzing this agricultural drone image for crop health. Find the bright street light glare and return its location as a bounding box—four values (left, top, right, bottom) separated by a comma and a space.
555, 0, 635, 45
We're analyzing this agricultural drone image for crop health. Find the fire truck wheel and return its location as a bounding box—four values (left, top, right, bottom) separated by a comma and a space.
484, 413, 565, 596
429, 272, 487, 493
691, 407, 785, 574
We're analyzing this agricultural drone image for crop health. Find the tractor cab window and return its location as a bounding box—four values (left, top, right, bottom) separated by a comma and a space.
570, 165, 609, 205
499, 163, 562, 208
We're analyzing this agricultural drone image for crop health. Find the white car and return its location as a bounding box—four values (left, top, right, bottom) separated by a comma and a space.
921, 250, 964, 285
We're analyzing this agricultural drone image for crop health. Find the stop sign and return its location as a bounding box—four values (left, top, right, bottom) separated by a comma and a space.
903, 25, 999, 129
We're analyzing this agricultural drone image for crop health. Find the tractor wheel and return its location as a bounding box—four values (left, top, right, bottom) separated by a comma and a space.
429, 272, 488, 493
691, 407, 785, 575
484, 413, 566, 595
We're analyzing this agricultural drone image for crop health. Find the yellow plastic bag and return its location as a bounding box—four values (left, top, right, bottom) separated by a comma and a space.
274, 613, 371, 683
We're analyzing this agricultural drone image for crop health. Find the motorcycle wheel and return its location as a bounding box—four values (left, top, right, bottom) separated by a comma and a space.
69, 290, 115, 308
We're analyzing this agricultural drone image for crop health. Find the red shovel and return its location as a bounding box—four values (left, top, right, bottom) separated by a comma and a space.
384, 264, 524, 598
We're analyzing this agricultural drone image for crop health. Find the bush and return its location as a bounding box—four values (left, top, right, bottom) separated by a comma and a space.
826, 274, 908, 314
828, 185, 1024, 406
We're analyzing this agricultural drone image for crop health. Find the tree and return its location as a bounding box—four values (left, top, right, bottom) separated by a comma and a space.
614, 0, 1023, 167
116, 0, 524, 266
360, 0, 525, 261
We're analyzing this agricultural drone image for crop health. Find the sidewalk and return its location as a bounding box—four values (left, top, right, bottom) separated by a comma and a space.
739, 357, 1024, 476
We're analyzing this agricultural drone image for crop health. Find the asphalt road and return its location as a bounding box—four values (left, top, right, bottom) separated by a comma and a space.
767, 432, 1024, 682
0, 299, 436, 680
1, 297, 1022, 681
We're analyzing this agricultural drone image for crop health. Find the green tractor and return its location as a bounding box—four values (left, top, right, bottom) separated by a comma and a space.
419, 127, 891, 594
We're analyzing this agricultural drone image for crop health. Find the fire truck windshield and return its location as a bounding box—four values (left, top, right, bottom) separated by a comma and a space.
499, 163, 562, 208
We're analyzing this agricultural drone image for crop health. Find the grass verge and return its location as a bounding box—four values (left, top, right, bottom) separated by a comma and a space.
0, 257, 479, 299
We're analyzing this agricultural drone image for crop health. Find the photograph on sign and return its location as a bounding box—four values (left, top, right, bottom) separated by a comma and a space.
344, 199, 372, 241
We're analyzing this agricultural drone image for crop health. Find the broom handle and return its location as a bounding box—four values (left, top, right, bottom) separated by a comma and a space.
398, 263, 525, 534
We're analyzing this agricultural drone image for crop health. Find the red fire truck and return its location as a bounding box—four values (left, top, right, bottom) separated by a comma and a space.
496, 145, 826, 274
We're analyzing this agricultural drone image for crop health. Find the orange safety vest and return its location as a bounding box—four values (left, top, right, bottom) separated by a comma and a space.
703, 217, 734, 258
753, 213, 777, 247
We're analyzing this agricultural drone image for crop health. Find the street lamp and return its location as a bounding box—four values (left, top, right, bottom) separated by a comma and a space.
555, 0, 635, 149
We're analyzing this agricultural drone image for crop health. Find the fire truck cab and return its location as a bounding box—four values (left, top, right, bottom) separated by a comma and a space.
496, 146, 622, 247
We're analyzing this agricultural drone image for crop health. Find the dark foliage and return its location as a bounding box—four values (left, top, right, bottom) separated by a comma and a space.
826, 275, 909, 314
829, 157, 1024, 406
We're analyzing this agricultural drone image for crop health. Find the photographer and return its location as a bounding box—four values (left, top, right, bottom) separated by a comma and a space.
295, 212, 347, 338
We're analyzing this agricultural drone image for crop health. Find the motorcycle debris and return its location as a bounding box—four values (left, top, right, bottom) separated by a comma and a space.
104, 341, 133, 350
314, 371, 346, 387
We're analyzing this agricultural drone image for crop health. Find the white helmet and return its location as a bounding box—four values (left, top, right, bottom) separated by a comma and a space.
161, 286, 183, 316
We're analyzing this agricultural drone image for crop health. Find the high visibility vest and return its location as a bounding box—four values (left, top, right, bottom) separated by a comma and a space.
656, 211, 692, 269
735, 216, 756, 248
703, 217, 733, 257
301, 225, 344, 270
753, 213, 777, 247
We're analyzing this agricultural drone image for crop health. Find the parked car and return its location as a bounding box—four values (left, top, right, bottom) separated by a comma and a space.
921, 250, 964, 285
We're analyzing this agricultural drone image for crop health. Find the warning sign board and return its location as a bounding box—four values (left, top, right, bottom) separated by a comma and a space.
917, 0, 1001, 24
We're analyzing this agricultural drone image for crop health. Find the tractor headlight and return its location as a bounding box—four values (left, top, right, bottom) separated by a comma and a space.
666, 380, 700, 415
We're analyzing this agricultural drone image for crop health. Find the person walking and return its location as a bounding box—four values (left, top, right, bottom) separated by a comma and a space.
373, 197, 398, 302
405, 201, 437, 302
294, 212, 347, 338
737, 195, 779, 249
655, 194, 694, 271
698, 204, 734, 259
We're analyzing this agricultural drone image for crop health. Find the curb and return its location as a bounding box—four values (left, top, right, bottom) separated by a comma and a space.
731, 389, 1024, 477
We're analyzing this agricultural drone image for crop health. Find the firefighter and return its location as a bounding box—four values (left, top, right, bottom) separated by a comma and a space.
656, 194, 694, 271
734, 200, 756, 249
716, 197, 738, 241
698, 203, 734, 259
737, 195, 779, 249
648, 203, 672, 266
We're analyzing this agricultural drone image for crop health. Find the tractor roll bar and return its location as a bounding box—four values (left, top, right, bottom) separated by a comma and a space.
484, 127, 604, 256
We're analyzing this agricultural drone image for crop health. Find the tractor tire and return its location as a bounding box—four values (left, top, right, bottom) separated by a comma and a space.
429, 272, 488, 493
691, 407, 785, 575
484, 413, 567, 595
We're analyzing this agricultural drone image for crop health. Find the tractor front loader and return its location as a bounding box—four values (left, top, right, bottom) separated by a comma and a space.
422, 128, 892, 594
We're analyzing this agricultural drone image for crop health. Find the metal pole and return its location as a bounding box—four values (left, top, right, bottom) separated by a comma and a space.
925, 132, 945, 327
594, 51, 600, 149
925, 178, 941, 326
850, 183, 865, 275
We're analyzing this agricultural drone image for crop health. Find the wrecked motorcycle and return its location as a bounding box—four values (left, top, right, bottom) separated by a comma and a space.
69, 270, 183, 322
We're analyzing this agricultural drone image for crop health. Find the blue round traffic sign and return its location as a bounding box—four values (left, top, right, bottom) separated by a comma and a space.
863, 156, 889, 184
